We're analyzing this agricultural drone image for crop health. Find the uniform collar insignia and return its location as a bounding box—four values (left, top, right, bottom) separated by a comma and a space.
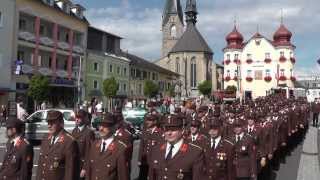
179, 143, 188, 153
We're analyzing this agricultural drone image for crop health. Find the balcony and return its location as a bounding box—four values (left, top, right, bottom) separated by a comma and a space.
19, 31, 36, 42
40, 37, 54, 47
58, 41, 70, 50
73, 45, 84, 54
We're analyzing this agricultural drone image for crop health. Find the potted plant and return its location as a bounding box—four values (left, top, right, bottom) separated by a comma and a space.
279, 76, 287, 81
246, 77, 253, 82
279, 56, 287, 62
264, 58, 272, 63
246, 59, 253, 64
264, 76, 272, 82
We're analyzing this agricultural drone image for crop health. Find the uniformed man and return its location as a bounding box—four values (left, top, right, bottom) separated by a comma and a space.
85, 113, 129, 180
231, 118, 257, 180
71, 109, 95, 179
0, 117, 33, 180
204, 117, 235, 180
138, 113, 163, 180
148, 114, 205, 180
186, 119, 207, 149
36, 110, 80, 180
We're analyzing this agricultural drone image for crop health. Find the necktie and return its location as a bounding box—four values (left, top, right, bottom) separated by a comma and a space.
166, 144, 174, 160
192, 136, 195, 142
212, 138, 216, 149
249, 128, 252, 134
236, 135, 240, 143
101, 141, 106, 152
51, 136, 56, 146
8, 141, 14, 152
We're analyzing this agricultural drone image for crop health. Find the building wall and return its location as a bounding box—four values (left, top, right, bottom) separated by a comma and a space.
223, 37, 295, 99
0, 0, 16, 104
85, 52, 130, 104
156, 52, 212, 97
162, 15, 184, 57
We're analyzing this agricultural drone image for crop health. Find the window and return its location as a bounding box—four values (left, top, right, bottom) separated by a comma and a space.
290, 69, 293, 76
117, 67, 120, 74
265, 69, 271, 76
190, 57, 197, 88
247, 54, 252, 59
290, 52, 293, 57
234, 70, 238, 77
226, 54, 230, 60
254, 70, 263, 80
109, 64, 113, 73
19, 19, 27, 31
226, 70, 230, 77
93, 80, 99, 89
123, 84, 127, 91
124, 68, 127, 76
247, 70, 252, 77
0, 11, 3, 27
17, 51, 25, 61
40, 25, 45, 36
280, 69, 285, 76
93, 62, 98, 72
265, 53, 270, 59
280, 51, 284, 57
176, 58, 180, 73
171, 25, 177, 38
152, 73, 156, 80
234, 54, 239, 60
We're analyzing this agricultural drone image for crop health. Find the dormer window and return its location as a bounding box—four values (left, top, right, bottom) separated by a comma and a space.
71, 4, 85, 18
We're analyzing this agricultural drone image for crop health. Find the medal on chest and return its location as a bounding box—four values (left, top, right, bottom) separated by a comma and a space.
177, 169, 184, 179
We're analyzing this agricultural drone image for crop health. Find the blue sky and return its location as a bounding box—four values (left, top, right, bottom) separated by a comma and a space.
74, 0, 320, 76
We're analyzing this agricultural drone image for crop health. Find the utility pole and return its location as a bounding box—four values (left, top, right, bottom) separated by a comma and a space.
77, 56, 82, 108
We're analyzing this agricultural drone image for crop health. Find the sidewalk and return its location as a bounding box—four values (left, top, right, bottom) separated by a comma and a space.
297, 125, 320, 180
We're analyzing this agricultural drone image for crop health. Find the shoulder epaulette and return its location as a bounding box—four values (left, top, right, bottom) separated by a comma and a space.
23, 138, 30, 145
118, 140, 128, 148
224, 139, 234, 146
188, 143, 202, 150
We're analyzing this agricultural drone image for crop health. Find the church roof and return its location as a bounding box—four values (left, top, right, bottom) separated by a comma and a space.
162, 0, 183, 26
170, 24, 212, 54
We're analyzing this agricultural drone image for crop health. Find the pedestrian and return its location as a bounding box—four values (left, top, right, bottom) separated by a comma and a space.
84, 113, 129, 180
185, 119, 208, 149
311, 98, 320, 127
0, 117, 33, 180
231, 118, 257, 180
204, 117, 235, 180
138, 113, 163, 180
36, 110, 80, 180
71, 110, 95, 180
148, 114, 205, 180
0, 105, 7, 126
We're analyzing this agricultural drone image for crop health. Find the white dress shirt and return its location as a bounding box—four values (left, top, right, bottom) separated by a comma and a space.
165, 139, 183, 159
101, 136, 114, 152
211, 136, 221, 149
191, 134, 198, 142
236, 132, 244, 142
248, 125, 255, 133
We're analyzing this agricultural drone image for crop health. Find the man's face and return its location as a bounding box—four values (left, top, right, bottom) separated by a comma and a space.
190, 126, 199, 135
145, 120, 155, 129
248, 119, 255, 126
208, 127, 220, 138
6, 128, 16, 138
164, 127, 183, 144
234, 126, 243, 135
98, 124, 112, 138
75, 117, 84, 126
48, 120, 63, 135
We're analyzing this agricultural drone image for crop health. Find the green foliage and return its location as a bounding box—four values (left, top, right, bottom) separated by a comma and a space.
198, 80, 212, 96
144, 80, 159, 98
225, 85, 237, 93
27, 75, 50, 102
166, 85, 175, 97
103, 77, 119, 98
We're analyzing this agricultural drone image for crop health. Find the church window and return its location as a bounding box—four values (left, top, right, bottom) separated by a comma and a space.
175, 57, 180, 73
170, 25, 177, 38
190, 57, 197, 88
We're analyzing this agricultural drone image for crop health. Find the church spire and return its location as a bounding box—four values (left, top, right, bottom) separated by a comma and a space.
162, 0, 183, 26
185, 0, 198, 25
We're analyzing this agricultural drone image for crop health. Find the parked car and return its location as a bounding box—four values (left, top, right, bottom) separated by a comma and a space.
24, 109, 76, 141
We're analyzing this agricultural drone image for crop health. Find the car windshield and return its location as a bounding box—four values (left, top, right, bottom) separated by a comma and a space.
63, 112, 74, 121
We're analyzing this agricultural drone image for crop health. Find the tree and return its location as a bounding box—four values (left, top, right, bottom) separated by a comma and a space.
27, 75, 50, 111
198, 80, 212, 97
144, 80, 159, 98
166, 85, 176, 97
103, 77, 119, 112
225, 85, 237, 93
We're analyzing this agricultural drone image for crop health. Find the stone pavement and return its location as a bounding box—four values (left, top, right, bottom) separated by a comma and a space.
297, 125, 320, 180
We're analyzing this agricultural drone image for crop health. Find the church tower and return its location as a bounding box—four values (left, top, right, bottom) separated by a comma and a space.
161, 0, 184, 57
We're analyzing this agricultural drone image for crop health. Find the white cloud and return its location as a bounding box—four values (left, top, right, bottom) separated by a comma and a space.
84, 0, 320, 75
